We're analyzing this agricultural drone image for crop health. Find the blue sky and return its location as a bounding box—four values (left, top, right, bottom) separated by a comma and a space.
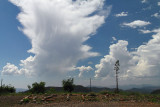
0, 0, 160, 89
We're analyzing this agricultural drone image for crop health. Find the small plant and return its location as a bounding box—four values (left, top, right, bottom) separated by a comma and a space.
88, 92, 96, 97
23, 98, 30, 104
100, 90, 109, 95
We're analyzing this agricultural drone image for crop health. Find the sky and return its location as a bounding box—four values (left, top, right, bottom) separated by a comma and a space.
0, 0, 160, 89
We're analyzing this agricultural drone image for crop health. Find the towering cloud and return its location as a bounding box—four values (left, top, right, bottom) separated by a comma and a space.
1, 0, 111, 76
95, 28, 160, 79
95, 40, 134, 78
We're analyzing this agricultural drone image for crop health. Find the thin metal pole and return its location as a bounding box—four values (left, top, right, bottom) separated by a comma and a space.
1, 79, 3, 88
90, 78, 91, 92
116, 70, 119, 92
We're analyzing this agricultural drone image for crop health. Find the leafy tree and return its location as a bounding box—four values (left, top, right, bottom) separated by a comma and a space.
114, 60, 120, 93
62, 78, 75, 93
27, 85, 31, 90
28, 82, 46, 94
0, 84, 15, 94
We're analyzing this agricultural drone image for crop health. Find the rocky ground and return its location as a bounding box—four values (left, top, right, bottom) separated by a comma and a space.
0, 93, 160, 107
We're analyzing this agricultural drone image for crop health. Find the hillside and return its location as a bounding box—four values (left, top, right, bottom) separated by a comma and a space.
126, 86, 160, 94
151, 89, 160, 94
46, 85, 90, 93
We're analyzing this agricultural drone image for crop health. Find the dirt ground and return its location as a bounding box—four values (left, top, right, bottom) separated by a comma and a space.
0, 94, 160, 107
12, 102, 160, 107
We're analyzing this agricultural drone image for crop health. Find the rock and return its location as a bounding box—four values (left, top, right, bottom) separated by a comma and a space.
46, 99, 55, 101
33, 100, 36, 103
81, 95, 85, 101
51, 94, 57, 97
33, 96, 37, 100
41, 99, 45, 101
24, 96, 29, 99
67, 94, 70, 101
45, 96, 53, 100
19, 99, 24, 104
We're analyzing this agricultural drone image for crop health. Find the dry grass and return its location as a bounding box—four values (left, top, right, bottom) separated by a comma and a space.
13, 102, 160, 107
0, 93, 160, 107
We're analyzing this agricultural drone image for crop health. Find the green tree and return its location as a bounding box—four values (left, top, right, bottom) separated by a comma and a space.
0, 84, 15, 94
62, 78, 74, 93
114, 60, 120, 93
28, 82, 46, 94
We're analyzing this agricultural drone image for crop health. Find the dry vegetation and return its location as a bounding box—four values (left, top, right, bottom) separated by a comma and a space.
1, 92, 160, 107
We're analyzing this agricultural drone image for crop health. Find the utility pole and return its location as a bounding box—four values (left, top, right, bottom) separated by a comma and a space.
114, 60, 120, 93
116, 69, 118, 92
90, 78, 91, 92
1, 79, 3, 88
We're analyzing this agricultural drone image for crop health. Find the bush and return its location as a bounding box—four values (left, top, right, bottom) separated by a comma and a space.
28, 82, 46, 94
0, 85, 16, 94
62, 78, 75, 93
100, 90, 109, 95
46, 88, 56, 94
88, 92, 96, 96
23, 98, 30, 104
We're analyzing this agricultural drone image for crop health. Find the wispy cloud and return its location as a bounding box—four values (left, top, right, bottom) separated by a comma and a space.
141, 0, 147, 3
112, 37, 117, 41
122, 20, 151, 28
152, 13, 160, 19
115, 12, 128, 17
158, 2, 160, 6
110, 36, 117, 43
139, 28, 160, 34
139, 29, 152, 34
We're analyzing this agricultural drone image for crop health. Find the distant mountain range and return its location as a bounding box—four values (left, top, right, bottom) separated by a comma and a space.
17, 84, 160, 94
126, 86, 160, 94
151, 89, 160, 94
16, 88, 27, 93
46, 85, 160, 94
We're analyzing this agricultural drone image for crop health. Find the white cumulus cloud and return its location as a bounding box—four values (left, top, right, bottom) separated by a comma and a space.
122, 20, 151, 28
115, 12, 128, 17
74, 66, 93, 77
1, 63, 21, 75
3, 0, 111, 77
95, 28, 160, 80
158, 2, 160, 6
95, 40, 135, 78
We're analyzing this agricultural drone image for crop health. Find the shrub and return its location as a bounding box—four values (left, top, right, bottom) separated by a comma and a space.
47, 88, 56, 94
88, 92, 96, 96
23, 98, 30, 104
100, 90, 109, 95
28, 82, 46, 94
0, 85, 16, 94
62, 78, 75, 93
